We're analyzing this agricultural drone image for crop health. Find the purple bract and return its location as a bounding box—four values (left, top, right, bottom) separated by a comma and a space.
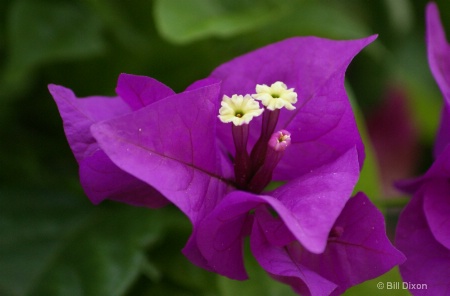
49, 74, 179, 208
396, 3, 450, 295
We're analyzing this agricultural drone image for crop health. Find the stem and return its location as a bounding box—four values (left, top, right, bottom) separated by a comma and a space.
248, 129, 291, 193
249, 109, 280, 174
232, 124, 250, 188
248, 148, 284, 193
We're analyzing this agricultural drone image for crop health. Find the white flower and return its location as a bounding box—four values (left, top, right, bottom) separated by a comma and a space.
218, 94, 263, 126
252, 81, 297, 111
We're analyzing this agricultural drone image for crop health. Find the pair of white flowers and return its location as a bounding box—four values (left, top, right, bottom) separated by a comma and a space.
218, 81, 298, 126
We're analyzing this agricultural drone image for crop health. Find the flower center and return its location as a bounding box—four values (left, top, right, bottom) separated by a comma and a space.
218, 81, 297, 193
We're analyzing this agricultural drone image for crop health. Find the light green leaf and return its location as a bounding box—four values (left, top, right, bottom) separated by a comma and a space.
153, 0, 286, 44
344, 267, 410, 296
265, 0, 372, 40
153, 0, 375, 59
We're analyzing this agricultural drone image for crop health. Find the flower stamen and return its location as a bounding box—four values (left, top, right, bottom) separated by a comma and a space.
252, 81, 297, 111
218, 94, 263, 188
248, 130, 292, 193
218, 94, 263, 126
218, 85, 296, 192
269, 130, 291, 152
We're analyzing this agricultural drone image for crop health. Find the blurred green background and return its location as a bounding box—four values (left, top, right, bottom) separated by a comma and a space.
1, 0, 449, 295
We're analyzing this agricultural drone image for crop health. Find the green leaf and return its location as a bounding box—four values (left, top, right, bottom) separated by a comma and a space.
265, 1, 372, 40
0, 188, 164, 296
392, 35, 442, 144
217, 242, 297, 296
153, 0, 374, 45
1, 0, 104, 97
148, 212, 220, 295
153, 0, 286, 44
81, 0, 153, 53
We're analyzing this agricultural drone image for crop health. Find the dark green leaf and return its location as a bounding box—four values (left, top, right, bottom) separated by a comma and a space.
82, 0, 153, 53
0, 188, 164, 296
217, 242, 297, 296
148, 212, 220, 295
1, 0, 104, 97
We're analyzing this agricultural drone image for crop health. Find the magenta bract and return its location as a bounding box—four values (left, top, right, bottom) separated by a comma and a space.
396, 3, 450, 295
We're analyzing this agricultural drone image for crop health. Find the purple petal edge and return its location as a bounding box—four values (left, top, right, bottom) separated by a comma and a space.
252, 193, 405, 295
396, 193, 450, 295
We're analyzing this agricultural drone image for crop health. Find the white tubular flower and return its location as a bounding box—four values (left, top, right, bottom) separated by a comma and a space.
252, 81, 297, 111
218, 94, 263, 126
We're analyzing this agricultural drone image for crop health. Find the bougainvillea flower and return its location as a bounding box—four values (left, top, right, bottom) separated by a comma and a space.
89, 35, 404, 294
427, 3, 450, 158
49, 74, 181, 207
396, 147, 450, 295
396, 3, 450, 295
